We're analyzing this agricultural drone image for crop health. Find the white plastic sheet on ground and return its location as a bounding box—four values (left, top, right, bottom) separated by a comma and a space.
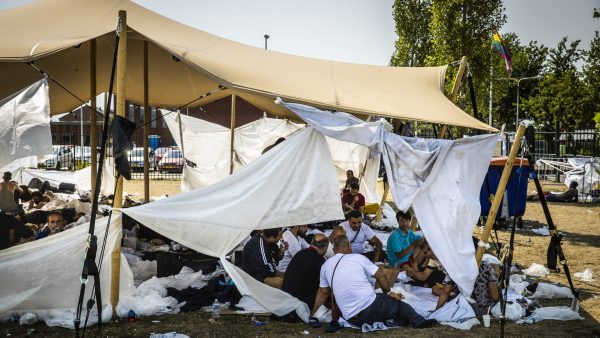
12, 159, 115, 196
123, 127, 343, 321
0, 215, 134, 328
281, 100, 498, 296
0, 79, 53, 169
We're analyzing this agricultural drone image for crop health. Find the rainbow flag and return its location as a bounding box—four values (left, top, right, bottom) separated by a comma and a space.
492, 31, 512, 74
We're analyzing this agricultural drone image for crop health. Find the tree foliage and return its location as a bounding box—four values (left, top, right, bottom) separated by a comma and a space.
389, 1, 598, 132
390, 0, 432, 67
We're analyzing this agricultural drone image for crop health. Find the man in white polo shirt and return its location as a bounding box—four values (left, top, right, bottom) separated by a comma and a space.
340, 210, 382, 262
277, 225, 310, 272
309, 235, 435, 329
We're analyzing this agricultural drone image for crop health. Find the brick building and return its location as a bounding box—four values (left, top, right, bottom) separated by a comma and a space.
50, 95, 264, 148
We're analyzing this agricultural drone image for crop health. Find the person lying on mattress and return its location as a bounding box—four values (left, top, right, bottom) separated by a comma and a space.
405, 241, 456, 310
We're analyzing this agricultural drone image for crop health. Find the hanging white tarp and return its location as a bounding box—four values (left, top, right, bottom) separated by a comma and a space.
123, 127, 343, 320
0, 79, 53, 169
280, 101, 498, 296
0, 215, 134, 326
162, 111, 380, 201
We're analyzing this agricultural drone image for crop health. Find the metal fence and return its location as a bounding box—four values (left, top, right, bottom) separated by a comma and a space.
504, 130, 600, 181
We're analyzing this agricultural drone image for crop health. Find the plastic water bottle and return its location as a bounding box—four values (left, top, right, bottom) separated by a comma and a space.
211, 299, 221, 319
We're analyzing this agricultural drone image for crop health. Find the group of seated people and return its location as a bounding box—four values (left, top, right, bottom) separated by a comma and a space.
239, 207, 501, 329
0, 171, 90, 250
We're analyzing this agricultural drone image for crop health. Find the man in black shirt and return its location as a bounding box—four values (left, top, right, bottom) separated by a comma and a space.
282, 233, 329, 309
241, 228, 286, 288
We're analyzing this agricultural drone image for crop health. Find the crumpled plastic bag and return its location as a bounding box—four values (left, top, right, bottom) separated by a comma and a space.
19, 313, 38, 325
492, 302, 525, 321
441, 317, 480, 330
482, 254, 502, 266
531, 226, 550, 236
574, 269, 594, 282
149, 332, 190, 338
517, 306, 584, 323
508, 274, 529, 295
529, 283, 574, 299
523, 263, 550, 277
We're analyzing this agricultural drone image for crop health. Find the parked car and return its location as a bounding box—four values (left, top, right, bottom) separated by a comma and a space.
154, 147, 172, 163
128, 147, 156, 172
158, 149, 184, 173
42, 145, 75, 170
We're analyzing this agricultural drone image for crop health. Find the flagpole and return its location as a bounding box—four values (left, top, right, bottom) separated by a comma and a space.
489, 64, 493, 126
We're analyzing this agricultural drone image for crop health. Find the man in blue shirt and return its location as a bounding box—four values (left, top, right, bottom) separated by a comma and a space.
386, 210, 424, 268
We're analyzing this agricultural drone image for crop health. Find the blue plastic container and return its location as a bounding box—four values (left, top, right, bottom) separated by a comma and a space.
148, 135, 161, 150
480, 157, 529, 218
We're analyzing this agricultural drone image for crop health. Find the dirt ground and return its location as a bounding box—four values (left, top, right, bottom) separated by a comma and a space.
2, 179, 600, 337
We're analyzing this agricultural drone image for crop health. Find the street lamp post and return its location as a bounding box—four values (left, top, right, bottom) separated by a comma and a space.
516, 76, 543, 127
264, 34, 270, 50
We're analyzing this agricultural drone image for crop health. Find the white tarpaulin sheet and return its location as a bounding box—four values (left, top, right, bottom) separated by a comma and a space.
162, 111, 304, 191
123, 127, 343, 320
0, 79, 53, 169
163, 111, 380, 201
0, 215, 134, 327
281, 101, 497, 296
12, 160, 115, 196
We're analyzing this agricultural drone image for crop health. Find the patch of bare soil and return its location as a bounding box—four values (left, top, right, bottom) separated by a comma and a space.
2, 180, 599, 337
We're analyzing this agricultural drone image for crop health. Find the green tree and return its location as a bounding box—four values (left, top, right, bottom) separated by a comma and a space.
426, 0, 506, 122
582, 32, 600, 129
521, 38, 589, 131
390, 0, 432, 67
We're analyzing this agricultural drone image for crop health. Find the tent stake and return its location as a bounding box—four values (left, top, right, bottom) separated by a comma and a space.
476, 124, 526, 264
90, 39, 97, 193
110, 9, 127, 317
143, 40, 150, 204
229, 94, 237, 174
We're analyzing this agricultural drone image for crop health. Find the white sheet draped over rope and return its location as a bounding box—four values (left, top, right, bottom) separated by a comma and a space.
0, 79, 53, 169
162, 111, 380, 202
0, 215, 133, 325
123, 127, 343, 320
280, 101, 498, 296
162, 110, 304, 191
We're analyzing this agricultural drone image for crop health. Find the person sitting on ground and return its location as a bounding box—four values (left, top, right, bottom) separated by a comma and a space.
28, 191, 46, 210
0, 172, 23, 213
282, 233, 329, 310
261, 137, 286, 154
309, 235, 435, 329
341, 183, 365, 217
241, 228, 287, 289
342, 170, 360, 195
387, 210, 424, 269
325, 225, 346, 259
547, 181, 579, 203
527, 181, 579, 203
406, 242, 455, 310
278, 225, 310, 272
339, 210, 382, 262
34, 210, 65, 240
469, 237, 500, 316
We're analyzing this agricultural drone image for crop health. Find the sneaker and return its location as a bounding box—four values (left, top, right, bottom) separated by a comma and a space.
414, 318, 436, 329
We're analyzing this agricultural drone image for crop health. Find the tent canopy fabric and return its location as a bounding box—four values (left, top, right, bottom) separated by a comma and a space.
0, 0, 495, 131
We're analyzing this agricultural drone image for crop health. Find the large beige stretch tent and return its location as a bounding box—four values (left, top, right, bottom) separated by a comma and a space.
0, 0, 494, 132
